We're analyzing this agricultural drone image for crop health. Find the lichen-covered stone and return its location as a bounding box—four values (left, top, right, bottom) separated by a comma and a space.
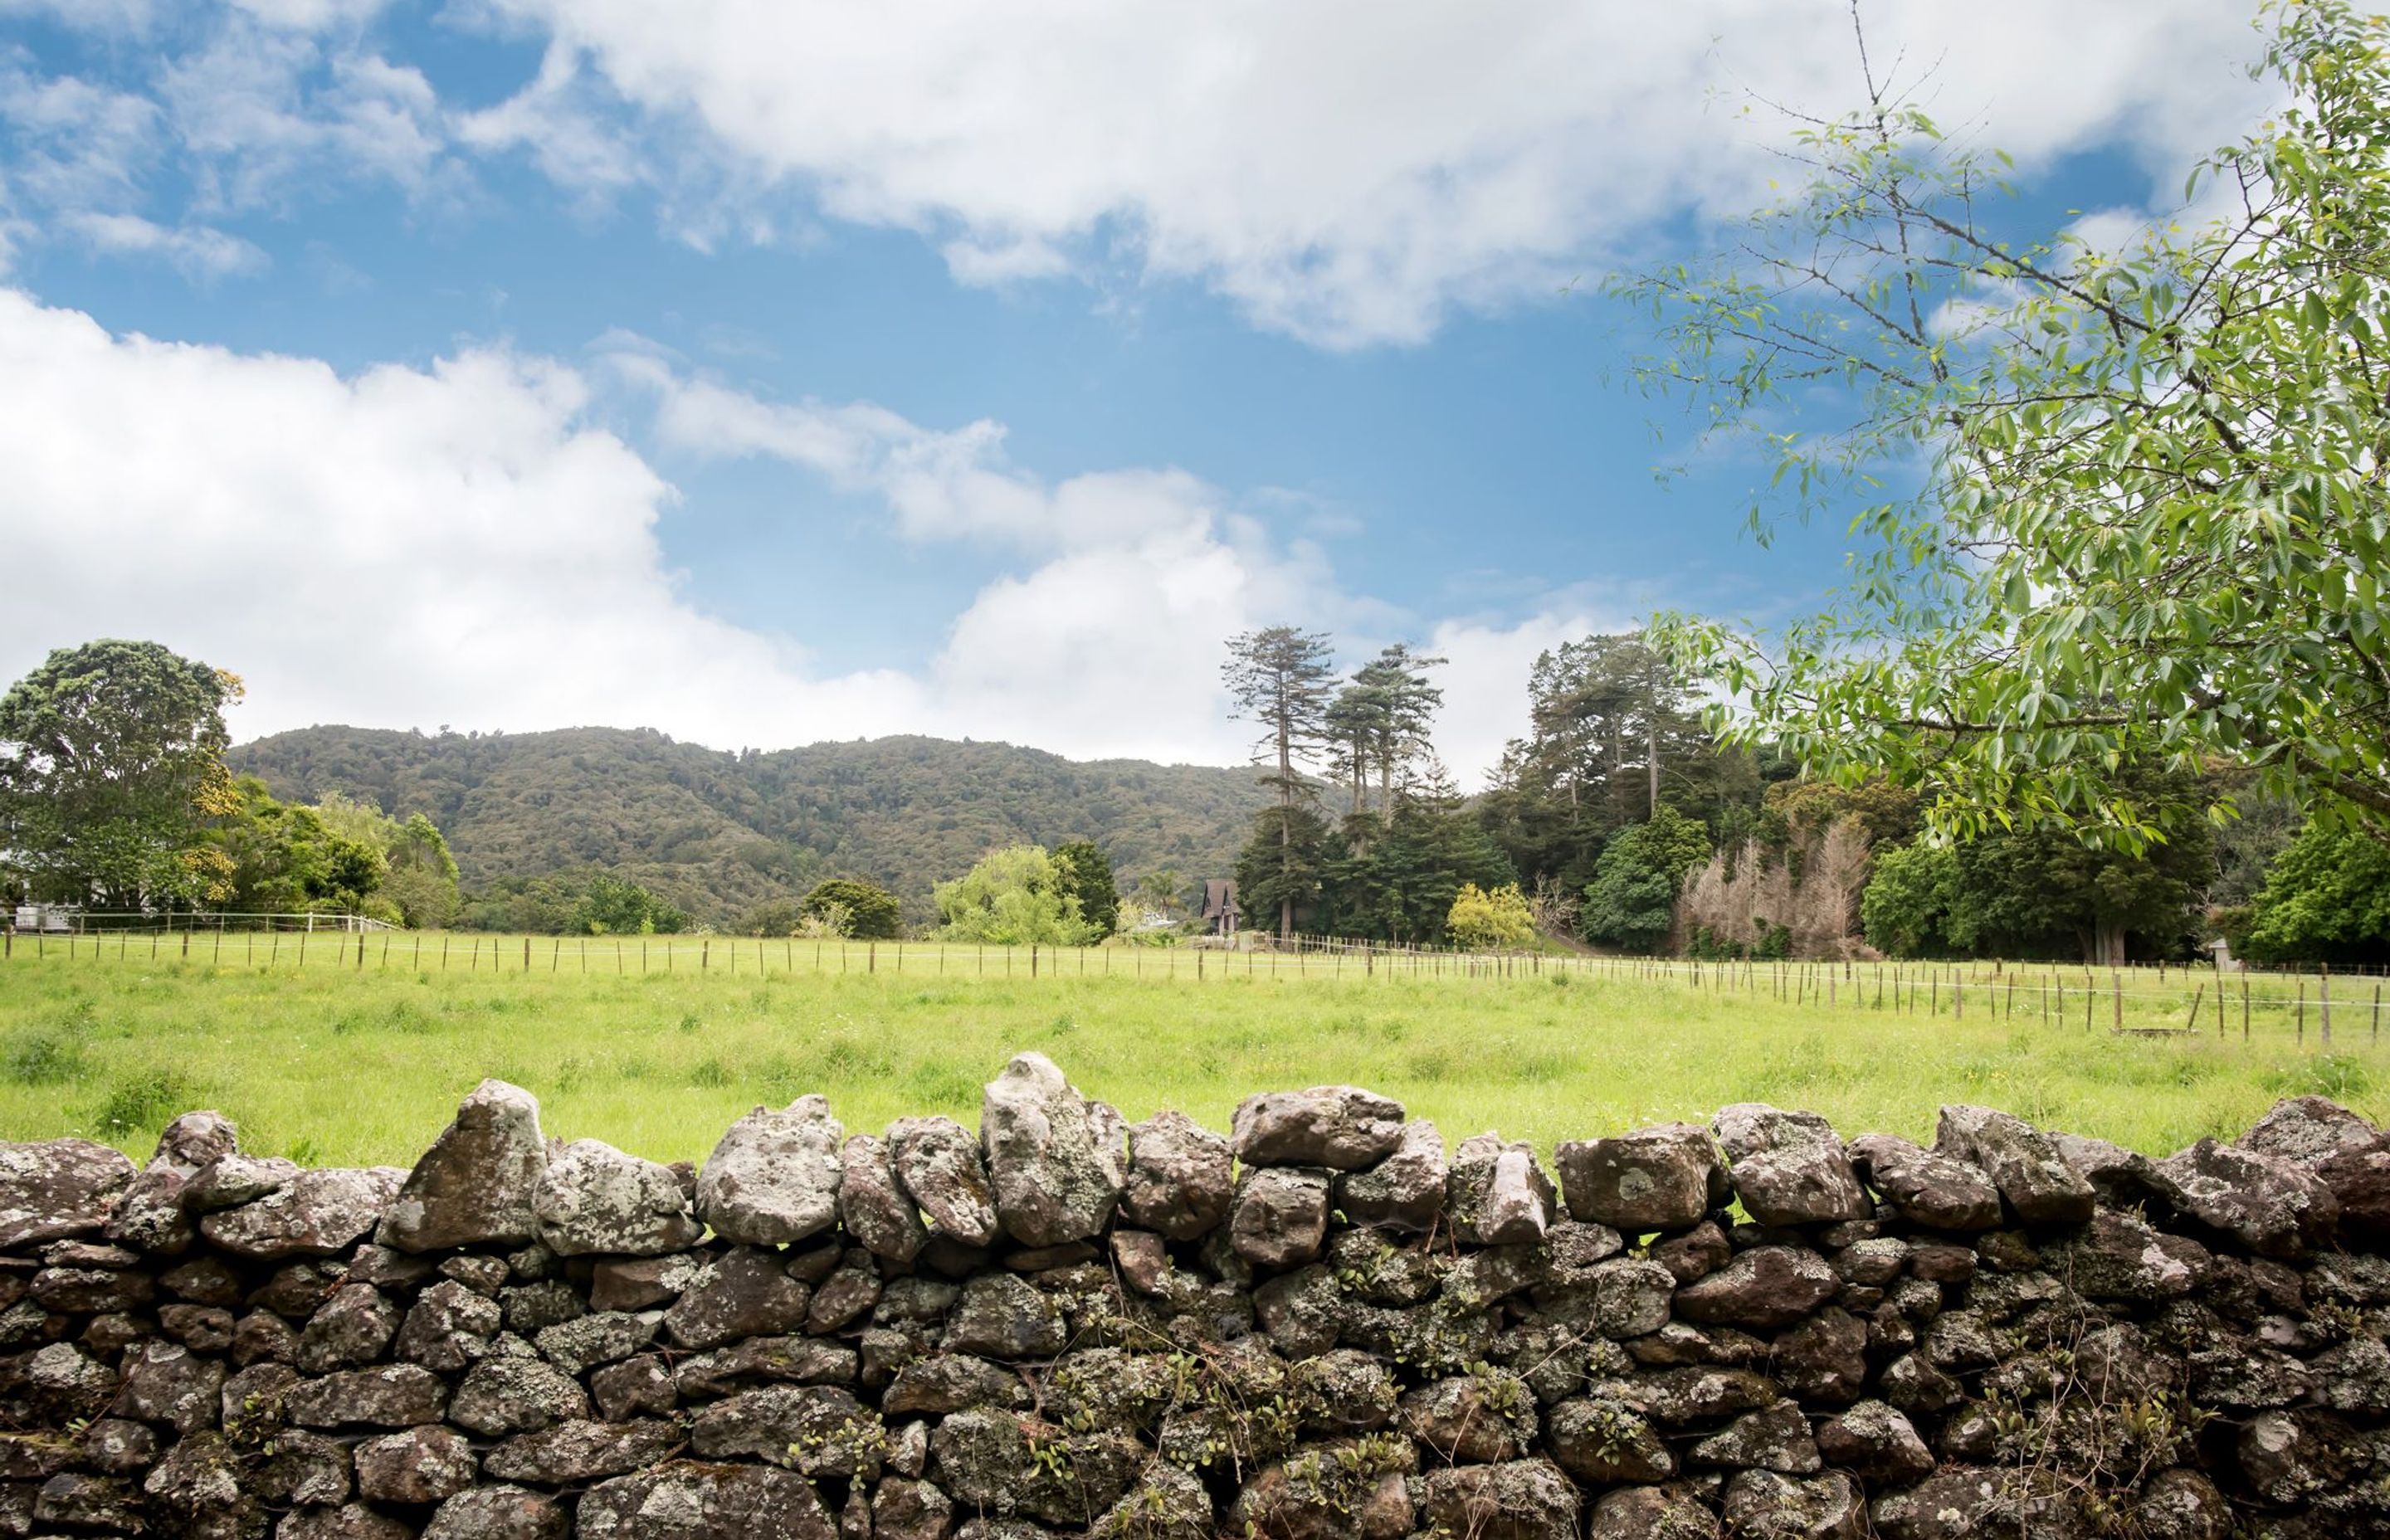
930, 1407, 1144, 1526
840, 1133, 929, 1263
285, 1364, 450, 1428
2151, 1138, 2339, 1260
1557, 1123, 1727, 1232
198, 1167, 404, 1259
1721, 1469, 1863, 1539
1547, 1397, 1675, 1483
143, 1430, 263, 1540
1933, 1105, 2096, 1226
1334, 1118, 1446, 1234
354, 1424, 477, 1503
481, 1417, 684, 1485
577, 1461, 836, 1540
451, 1352, 593, 1436
1712, 1106, 1870, 1227
1675, 1245, 1837, 1328
890, 1115, 1002, 1245
378, 1079, 548, 1252
534, 1139, 702, 1257
1815, 1399, 1932, 1484
425, 1484, 568, 1540
664, 1248, 812, 1350
1229, 1166, 1332, 1269
942, 1273, 1066, 1360
1846, 1134, 2002, 1231
1231, 1086, 1404, 1170
980, 1052, 1126, 1247
1119, 1110, 1234, 1240
397, 1277, 503, 1370
0, 1138, 137, 1251
1417, 1458, 1579, 1540
1447, 1133, 1554, 1245
690, 1385, 886, 1478
107, 1112, 240, 1255
111, 1339, 223, 1432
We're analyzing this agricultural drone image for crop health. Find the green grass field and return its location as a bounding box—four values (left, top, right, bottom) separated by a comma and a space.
0, 933, 2381, 1167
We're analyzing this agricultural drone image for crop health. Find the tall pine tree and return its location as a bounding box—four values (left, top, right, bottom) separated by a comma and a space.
1222, 627, 1337, 938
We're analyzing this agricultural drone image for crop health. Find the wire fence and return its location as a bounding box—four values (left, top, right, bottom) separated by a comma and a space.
9, 909, 398, 935
6, 925, 2386, 1048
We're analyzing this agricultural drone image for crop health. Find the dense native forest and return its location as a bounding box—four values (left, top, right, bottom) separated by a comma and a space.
1, 629, 2386, 964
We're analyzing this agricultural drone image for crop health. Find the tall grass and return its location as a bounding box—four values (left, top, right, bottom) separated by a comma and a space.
0, 947, 2379, 1167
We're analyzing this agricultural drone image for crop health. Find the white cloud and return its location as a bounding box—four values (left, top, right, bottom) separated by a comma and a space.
0, 290, 1593, 782
471, 0, 2270, 345
55, 211, 267, 279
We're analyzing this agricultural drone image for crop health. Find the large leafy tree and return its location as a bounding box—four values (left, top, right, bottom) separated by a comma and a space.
1580, 806, 1714, 953
1050, 839, 1121, 937
2241, 823, 2390, 962
802, 878, 902, 939
0, 640, 244, 908
1222, 627, 1338, 937
1636, 2, 2390, 849
934, 845, 1103, 946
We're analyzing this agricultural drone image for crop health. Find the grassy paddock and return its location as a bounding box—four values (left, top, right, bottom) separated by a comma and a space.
0, 938, 2382, 1167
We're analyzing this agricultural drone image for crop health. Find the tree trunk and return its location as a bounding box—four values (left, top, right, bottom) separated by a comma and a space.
1278, 707, 1294, 940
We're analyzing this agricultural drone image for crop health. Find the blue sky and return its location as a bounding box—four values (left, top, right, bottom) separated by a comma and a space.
0, 0, 2272, 782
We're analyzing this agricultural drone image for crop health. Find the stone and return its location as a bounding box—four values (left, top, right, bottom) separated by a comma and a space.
1845, 1135, 2002, 1231
1834, 1237, 1908, 1285
807, 1259, 882, 1333
943, 1273, 1066, 1360
1933, 1105, 2096, 1225
482, 1418, 685, 1484
143, 1432, 264, 1540
1109, 1230, 1168, 1295
536, 1309, 659, 1376
2133, 1468, 2232, 1540
280, 1503, 416, 1540
354, 1425, 477, 1504
2241, 1094, 2378, 1162
2150, 1138, 2339, 1260
1633, 1366, 1783, 1425
1402, 1372, 1539, 1462
980, 1053, 1127, 1247
373, 1084, 544, 1255
186, 1153, 302, 1211
592, 1353, 680, 1420
1815, 1400, 1932, 1484
885, 1115, 1001, 1245
80, 1417, 159, 1474
1719, 1470, 1863, 1540
590, 1253, 701, 1311
1773, 1307, 1868, 1403
0, 1138, 136, 1250
30, 1262, 152, 1312
1711, 1105, 1870, 1227
931, 1407, 1144, 1525
690, 1385, 886, 1477
285, 1364, 451, 1428
1231, 1448, 1415, 1540
534, 1139, 703, 1257
841, 1134, 929, 1263
694, 1096, 845, 1246
1690, 1401, 1822, 1474
2047, 1132, 2159, 1206
577, 1461, 836, 1540
1556, 1123, 1728, 1232
1878, 1352, 1963, 1416
2050, 1207, 2199, 1301
876, 1476, 957, 1540
1447, 1133, 1554, 1244
885, 1354, 1034, 1416
1119, 1110, 1234, 1240
218, 1362, 299, 1441
664, 1248, 812, 1349
1652, 1219, 1734, 1283
297, 1283, 402, 1372
1868, 1469, 2005, 1540
398, 1277, 505, 1370
1588, 1485, 1722, 1540
1675, 1245, 1837, 1328
425, 1484, 569, 1540
1230, 1085, 1404, 1169
111, 1339, 224, 1432
503, 1279, 587, 1335
162, 1255, 244, 1305
451, 1352, 593, 1435
243, 1427, 350, 1506
106, 1111, 240, 1254
1417, 1459, 1580, 1540
33, 1471, 144, 1533
1539, 1396, 1673, 1482
200, 1167, 403, 1259
1228, 1167, 1332, 1269
1332, 1118, 1446, 1234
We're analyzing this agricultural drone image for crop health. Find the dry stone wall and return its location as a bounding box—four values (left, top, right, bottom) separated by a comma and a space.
6, 1051, 2390, 1540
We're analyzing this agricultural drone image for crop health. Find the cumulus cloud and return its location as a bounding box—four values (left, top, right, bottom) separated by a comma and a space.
0, 291, 1588, 782
56, 212, 267, 279
467, 0, 2269, 345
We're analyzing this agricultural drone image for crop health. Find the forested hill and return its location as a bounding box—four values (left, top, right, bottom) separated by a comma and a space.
227, 726, 1265, 927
